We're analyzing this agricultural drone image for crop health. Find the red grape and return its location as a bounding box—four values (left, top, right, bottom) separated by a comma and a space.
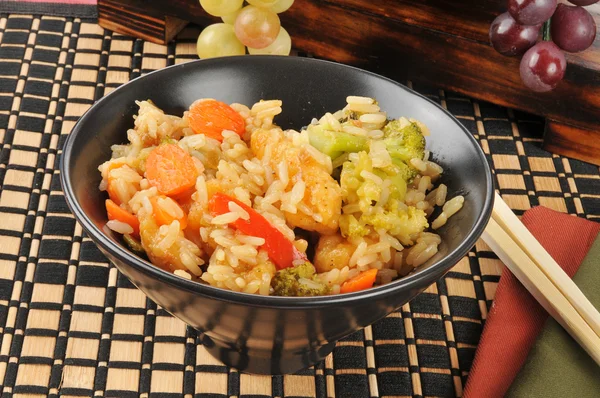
508, 0, 557, 25
519, 41, 566, 92
567, 0, 599, 5
489, 12, 541, 56
551, 4, 597, 53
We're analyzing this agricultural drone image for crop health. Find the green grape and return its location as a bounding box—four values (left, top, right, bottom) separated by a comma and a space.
234, 5, 281, 49
200, 0, 244, 17
247, 0, 279, 7
221, 9, 241, 24
196, 23, 246, 59
270, 0, 294, 13
248, 27, 291, 55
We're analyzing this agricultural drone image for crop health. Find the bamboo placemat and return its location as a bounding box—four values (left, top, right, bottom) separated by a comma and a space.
0, 14, 598, 398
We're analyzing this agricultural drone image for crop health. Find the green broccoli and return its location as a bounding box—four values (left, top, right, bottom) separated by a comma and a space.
307, 116, 426, 178
386, 158, 418, 183
360, 206, 429, 246
382, 119, 426, 163
377, 119, 426, 182
383, 169, 408, 201
271, 262, 330, 297
307, 124, 368, 159
339, 213, 370, 238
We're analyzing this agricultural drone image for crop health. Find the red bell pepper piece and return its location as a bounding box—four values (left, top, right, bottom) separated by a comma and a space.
208, 192, 307, 270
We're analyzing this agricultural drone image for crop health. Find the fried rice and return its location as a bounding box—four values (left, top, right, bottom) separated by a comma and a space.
98, 96, 464, 296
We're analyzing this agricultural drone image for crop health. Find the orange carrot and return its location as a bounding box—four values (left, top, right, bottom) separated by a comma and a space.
149, 196, 188, 229
145, 144, 198, 197
187, 99, 245, 141
340, 269, 378, 294
105, 199, 140, 237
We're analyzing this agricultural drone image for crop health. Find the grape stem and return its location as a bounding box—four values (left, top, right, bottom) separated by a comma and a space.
542, 18, 551, 41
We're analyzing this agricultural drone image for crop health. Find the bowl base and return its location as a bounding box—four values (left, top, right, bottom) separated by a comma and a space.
199, 333, 337, 375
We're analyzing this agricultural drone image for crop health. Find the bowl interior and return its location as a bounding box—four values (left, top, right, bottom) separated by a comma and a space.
61, 56, 493, 303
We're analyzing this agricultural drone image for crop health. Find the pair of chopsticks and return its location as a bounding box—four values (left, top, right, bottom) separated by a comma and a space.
482, 192, 600, 365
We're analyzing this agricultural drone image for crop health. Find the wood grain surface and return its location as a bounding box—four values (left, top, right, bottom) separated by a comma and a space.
97, 0, 600, 165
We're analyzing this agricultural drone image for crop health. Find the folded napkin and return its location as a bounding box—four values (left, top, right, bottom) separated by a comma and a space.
463, 206, 600, 398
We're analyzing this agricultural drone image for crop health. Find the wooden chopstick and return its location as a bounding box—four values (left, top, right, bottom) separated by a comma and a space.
482, 196, 600, 366
491, 192, 600, 337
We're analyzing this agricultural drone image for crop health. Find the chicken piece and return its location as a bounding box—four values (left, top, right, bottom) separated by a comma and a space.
183, 200, 215, 257
251, 128, 342, 235
313, 234, 356, 273
138, 211, 204, 277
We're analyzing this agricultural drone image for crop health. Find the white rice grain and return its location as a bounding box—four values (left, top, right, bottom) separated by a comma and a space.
290, 179, 306, 205
305, 144, 333, 174
424, 161, 444, 177
443, 195, 464, 217
432, 212, 448, 230
410, 158, 427, 172
323, 112, 342, 131
106, 220, 134, 235
277, 161, 289, 187
251, 100, 282, 114
436, 184, 448, 206
228, 201, 250, 221
346, 96, 374, 105
237, 235, 266, 246
211, 212, 241, 225
346, 103, 380, 114
359, 113, 387, 124
174, 269, 192, 280
342, 125, 368, 136
368, 129, 384, 139
360, 170, 383, 185
412, 244, 438, 267
157, 197, 184, 219
243, 159, 264, 174
349, 240, 368, 267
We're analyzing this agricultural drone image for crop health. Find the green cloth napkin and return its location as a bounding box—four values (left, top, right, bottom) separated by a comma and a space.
507, 237, 600, 397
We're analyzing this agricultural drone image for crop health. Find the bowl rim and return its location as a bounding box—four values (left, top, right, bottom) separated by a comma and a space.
60, 55, 494, 309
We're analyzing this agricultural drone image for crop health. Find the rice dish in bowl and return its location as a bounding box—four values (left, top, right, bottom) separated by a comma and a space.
98, 96, 464, 297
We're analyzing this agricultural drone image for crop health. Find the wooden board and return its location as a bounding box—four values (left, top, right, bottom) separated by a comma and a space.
97, 0, 600, 165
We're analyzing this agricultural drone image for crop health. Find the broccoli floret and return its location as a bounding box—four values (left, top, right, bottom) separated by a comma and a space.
307, 116, 426, 175
307, 124, 368, 159
387, 158, 418, 183
382, 119, 426, 163
360, 205, 428, 246
271, 262, 330, 297
339, 214, 370, 238
383, 169, 408, 201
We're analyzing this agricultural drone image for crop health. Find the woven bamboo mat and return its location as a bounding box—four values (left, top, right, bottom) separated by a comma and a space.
0, 14, 599, 398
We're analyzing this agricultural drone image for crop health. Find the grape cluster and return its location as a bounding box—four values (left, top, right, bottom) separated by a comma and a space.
197, 0, 294, 59
490, 0, 598, 92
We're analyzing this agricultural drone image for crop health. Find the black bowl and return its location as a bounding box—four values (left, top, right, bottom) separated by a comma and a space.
60, 56, 493, 375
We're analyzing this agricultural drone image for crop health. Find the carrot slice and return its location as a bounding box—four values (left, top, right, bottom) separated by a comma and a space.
145, 144, 198, 197
208, 192, 306, 270
105, 199, 140, 237
188, 99, 245, 141
340, 269, 378, 294
149, 196, 188, 229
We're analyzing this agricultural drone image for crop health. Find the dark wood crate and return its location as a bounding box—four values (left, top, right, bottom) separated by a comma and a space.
98, 0, 600, 166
